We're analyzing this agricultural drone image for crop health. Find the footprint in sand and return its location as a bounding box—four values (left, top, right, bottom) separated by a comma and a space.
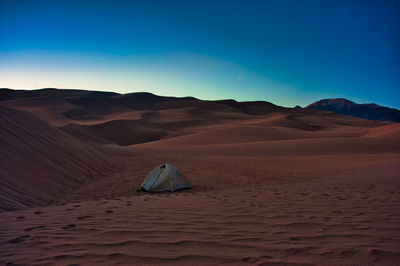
7, 235, 30, 243
62, 224, 76, 229
76, 215, 93, 220
340, 250, 358, 257
369, 248, 400, 261
242, 257, 260, 263
24, 225, 45, 232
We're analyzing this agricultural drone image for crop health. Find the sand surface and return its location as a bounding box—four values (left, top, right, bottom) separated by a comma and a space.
1, 155, 399, 265
0, 89, 399, 265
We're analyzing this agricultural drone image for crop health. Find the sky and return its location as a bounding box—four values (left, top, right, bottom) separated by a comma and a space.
0, 0, 399, 108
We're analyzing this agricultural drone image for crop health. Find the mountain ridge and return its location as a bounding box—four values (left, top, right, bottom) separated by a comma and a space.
306, 98, 400, 122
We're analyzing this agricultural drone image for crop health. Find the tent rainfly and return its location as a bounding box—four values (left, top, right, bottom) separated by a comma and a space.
140, 163, 191, 192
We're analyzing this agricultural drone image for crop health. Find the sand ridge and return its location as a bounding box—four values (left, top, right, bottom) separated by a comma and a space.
0, 105, 119, 211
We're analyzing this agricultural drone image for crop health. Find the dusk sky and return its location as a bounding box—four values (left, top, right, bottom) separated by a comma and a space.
1, 0, 399, 108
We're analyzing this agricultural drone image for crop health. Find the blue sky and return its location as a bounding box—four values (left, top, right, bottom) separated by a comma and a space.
1, 0, 399, 108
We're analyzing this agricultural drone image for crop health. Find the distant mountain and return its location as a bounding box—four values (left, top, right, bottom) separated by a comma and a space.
306, 98, 400, 122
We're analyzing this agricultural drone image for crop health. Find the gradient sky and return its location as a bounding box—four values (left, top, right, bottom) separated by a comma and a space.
1, 0, 399, 108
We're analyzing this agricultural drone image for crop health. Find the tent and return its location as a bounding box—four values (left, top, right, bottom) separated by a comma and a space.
140, 163, 192, 192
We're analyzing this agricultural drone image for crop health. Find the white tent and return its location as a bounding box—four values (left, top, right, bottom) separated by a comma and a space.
140, 163, 191, 192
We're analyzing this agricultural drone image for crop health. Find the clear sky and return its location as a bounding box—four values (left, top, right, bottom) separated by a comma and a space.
1, 0, 399, 108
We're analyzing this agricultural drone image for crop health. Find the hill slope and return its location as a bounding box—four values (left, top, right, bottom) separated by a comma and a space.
0, 105, 118, 211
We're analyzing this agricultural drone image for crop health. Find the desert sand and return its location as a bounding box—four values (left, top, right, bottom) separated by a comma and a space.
0, 89, 399, 265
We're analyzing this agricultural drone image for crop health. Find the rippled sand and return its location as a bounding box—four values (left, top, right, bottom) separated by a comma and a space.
1, 154, 399, 265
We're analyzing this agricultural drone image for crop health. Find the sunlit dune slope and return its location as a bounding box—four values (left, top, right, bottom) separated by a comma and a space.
363, 123, 400, 138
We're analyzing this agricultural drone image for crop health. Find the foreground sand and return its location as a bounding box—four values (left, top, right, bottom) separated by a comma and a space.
1, 153, 399, 265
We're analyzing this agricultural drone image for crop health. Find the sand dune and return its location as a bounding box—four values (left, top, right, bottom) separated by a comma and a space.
136, 136, 400, 158
0, 89, 399, 265
363, 123, 400, 138
0, 105, 118, 211
60, 111, 385, 147
136, 123, 373, 147
62, 119, 167, 145
0, 88, 386, 147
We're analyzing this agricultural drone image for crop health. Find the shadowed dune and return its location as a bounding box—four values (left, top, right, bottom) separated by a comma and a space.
0, 105, 118, 211
61, 119, 168, 145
